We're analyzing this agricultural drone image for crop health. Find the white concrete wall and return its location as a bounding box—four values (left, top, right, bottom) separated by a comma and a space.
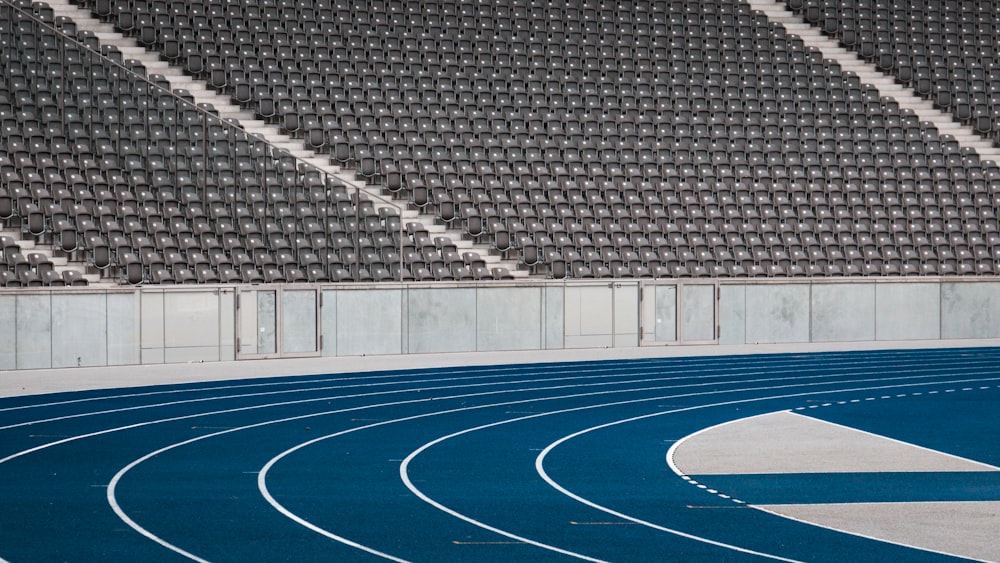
476, 286, 544, 351
874, 283, 940, 341
328, 288, 404, 357
543, 285, 564, 349
744, 284, 811, 344
941, 282, 1000, 339
1, 279, 999, 371
107, 292, 140, 366
406, 287, 478, 353
719, 284, 747, 345
681, 284, 716, 342
810, 283, 876, 342
0, 295, 14, 370
51, 293, 107, 368
16, 294, 51, 369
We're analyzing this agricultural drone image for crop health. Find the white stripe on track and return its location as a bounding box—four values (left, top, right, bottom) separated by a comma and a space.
1, 362, 997, 561
3, 356, 988, 431
112, 375, 824, 561
401, 376, 1000, 562
1, 366, 718, 431
122, 375, 813, 562
4, 348, 985, 415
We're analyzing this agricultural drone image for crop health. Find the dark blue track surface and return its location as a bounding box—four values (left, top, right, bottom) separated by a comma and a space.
1, 348, 998, 562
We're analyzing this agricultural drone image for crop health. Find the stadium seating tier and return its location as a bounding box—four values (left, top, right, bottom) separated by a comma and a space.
2, 0, 1000, 284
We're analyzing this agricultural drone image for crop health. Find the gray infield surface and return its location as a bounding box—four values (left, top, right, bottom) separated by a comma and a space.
672, 411, 1000, 562
672, 411, 999, 475
758, 502, 1000, 563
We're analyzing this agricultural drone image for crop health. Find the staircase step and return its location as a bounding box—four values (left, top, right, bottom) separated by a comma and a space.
40, 0, 532, 280
749, 0, 1000, 163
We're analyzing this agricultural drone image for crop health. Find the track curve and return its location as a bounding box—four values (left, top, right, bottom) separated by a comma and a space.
1, 348, 998, 562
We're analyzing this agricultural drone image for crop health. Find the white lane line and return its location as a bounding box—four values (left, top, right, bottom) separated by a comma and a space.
1, 368, 674, 431
8, 364, 961, 450
531, 378, 1000, 561
8, 368, 732, 466
4, 349, 986, 415
3, 359, 984, 433
0, 371, 430, 414
263, 376, 889, 560
108, 373, 1000, 562
0, 360, 823, 430
0, 357, 727, 414
750, 504, 997, 563
17, 357, 837, 431
261, 374, 967, 561
2, 367, 994, 561
6, 362, 919, 466
529, 415, 795, 561
404, 377, 1000, 562
113, 374, 837, 562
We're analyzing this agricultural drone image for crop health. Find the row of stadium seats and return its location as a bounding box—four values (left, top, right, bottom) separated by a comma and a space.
0, 1, 513, 284
3, 0, 1000, 283
789, 0, 1000, 143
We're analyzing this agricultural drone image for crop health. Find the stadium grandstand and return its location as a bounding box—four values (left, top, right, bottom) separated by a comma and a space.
3, 0, 1000, 288
4, 3, 1000, 559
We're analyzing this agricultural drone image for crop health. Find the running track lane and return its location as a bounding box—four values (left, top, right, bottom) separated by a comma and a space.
0, 348, 998, 561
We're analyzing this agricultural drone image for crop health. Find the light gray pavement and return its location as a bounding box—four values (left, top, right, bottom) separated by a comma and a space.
673, 411, 1000, 562
759, 501, 1000, 562
672, 411, 1000, 475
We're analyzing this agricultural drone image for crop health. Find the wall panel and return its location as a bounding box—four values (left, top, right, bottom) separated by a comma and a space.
16, 294, 51, 369
875, 283, 940, 341
406, 288, 477, 353
336, 289, 403, 356
811, 283, 876, 342
51, 293, 107, 368
476, 286, 542, 351
0, 295, 15, 370
744, 284, 810, 344
941, 282, 1000, 339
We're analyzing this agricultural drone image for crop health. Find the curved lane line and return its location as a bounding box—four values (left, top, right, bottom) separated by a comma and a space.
261, 373, 950, 561
535, 379, 1000, 561
113, 375, 807, 561
115, 373, 1000, 561
0, 358, 707, 414
3, 357, 984, 432
4, 350, 979, 416
6, 370, 706, 466
402, 376, 1000, 562
2, 361, 995, 561
402, 375, 1000, 561
1, 366, 711, 431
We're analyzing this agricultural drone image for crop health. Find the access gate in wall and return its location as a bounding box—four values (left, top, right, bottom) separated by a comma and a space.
236, 287, 321, 359
640, 281, 720, 346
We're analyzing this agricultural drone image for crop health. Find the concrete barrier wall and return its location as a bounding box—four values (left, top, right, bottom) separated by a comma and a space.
0, 279, 998, 371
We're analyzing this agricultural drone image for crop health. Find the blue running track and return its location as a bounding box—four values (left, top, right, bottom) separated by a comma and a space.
1, 347, 998, 562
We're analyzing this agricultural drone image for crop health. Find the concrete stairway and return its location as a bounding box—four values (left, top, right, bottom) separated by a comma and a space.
0, 226, 99, 284
749, 0, 1000, 166
41, 0, 527, 280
